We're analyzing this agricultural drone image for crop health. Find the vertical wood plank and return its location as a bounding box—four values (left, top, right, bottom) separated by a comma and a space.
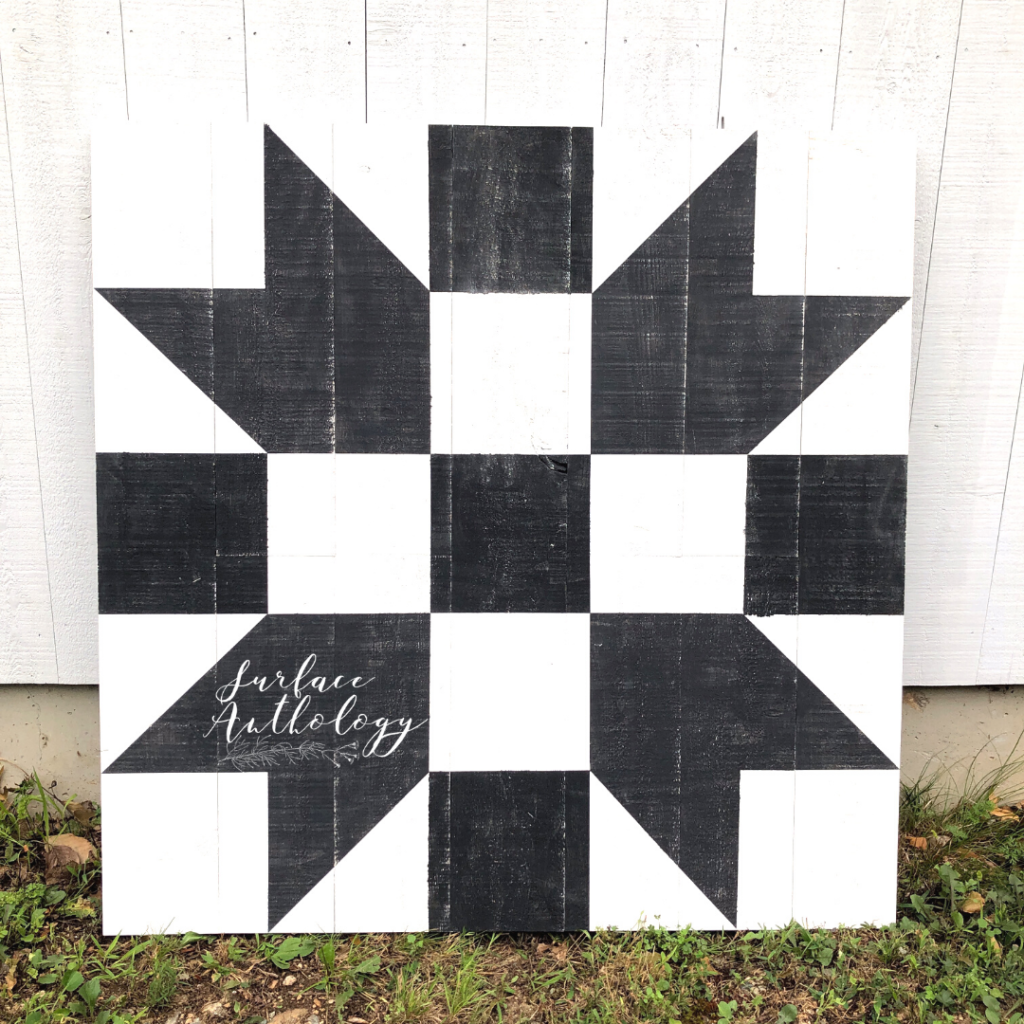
484, 0, 606, 126
0, 62, 58, 684
245, 0, 364, 123
976, 195, 1024, 686
829, 0, 962, 376
717, 0, 845, 131
905, 0, 1024, 687
366, 0, 486, 123
0, 0, 126, 685
120, 0, 246, 119
601, 0, 725, 129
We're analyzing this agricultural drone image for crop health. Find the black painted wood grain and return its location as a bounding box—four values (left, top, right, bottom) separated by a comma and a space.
797, 455, 907, 614
430, 454, 590, 613
215, 127, 335, 453
96, 453, 267, 615
429, 125, 593, 294
428, 771, 589, 931
214, 453, 267, 613
334, 197, 430, 453
97, 453, 217, 614
745, 455, 907, 615
743, 455, 801, 616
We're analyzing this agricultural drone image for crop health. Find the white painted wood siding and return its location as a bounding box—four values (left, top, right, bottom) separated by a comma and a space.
1, 0, 1021, 685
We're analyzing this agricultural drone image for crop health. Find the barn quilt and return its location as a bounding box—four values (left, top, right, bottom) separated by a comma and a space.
94, 124, 913, 934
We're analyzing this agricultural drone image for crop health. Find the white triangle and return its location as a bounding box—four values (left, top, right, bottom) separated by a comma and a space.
99, 615, 214, 770
746, 614, 800, 664
94, 294, 264, 454
747, 615, 904, 765
273, 776, 429, 934
214, 405, 264, 454
274, 859, 336, 934
593, 126, 693, 291
98, 613, 265, 771
333, 776, 429, 931
589, 774, 733, 930
750, 405, 801, 455
216, 613, 267, 663
750, 303, 911, 456
593, 129, 758, 292
95, 294, 212, 453
799, 303, 911, 455
792, 616, 904, 765
333, 124, 429, 288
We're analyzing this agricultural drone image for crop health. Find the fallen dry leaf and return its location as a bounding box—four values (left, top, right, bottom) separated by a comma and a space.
991, 805, 1019, 821
44, 834, 96, 885
269, 1011, 314, 1024
991, 936, 1002, 955
906, 835, 928, 850
536, 942, 550, 954
960, 892, 986, 914
66, 801, 95, 826
347, 1018, 369, 1024
551, 944, 568, 963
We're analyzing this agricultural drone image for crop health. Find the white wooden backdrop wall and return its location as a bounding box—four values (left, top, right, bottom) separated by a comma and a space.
1, 0, 1022, 689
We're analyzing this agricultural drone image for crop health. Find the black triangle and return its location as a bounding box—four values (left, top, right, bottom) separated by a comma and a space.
803, 296, 908, 400
96, 288, 214, 398
796, 672, 896, 770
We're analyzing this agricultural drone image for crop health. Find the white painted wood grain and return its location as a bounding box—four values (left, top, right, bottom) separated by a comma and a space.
246, 0, 364, 124
601, 0, 724, 129
718, 0, 845, 131
0, 0, 126, 686
366, 0, 486, 123
484, 0, 605, 126
120, 0, 246, 119
0, 61, 58, 685
829, 0, 962, 383
905, 0, 1024, 688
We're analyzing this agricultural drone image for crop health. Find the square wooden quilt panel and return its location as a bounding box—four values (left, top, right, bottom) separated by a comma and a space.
94, 124, 912, 933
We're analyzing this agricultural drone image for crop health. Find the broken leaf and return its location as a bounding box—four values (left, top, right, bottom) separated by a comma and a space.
906, 836, 928, 850
960, 892, 985, 914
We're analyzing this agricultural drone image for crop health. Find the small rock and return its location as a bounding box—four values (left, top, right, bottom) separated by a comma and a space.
201, 1002, 228, 1019
283, 974, 297, 987
163, 1015, 180, 1024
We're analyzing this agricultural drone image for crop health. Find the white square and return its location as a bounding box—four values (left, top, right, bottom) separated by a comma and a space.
430, 293, 591, 454
267, 453, 430, 612
590, 454, 747, 612
429, 614, 590, 771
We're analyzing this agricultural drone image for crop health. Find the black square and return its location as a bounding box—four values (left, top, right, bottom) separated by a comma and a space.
744, 455, 907, 615
431, 454, 590, 613
428, 771, 589, 931
97, 453, 268, 614
429, 125, 593, 294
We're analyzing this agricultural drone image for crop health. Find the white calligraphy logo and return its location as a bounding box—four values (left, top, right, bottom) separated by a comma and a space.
205, 653, 426, 765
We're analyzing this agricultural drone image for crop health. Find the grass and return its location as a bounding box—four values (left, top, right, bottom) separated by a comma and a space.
1, 767, 1024, 1024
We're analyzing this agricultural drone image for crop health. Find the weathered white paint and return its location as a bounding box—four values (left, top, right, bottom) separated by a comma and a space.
1, 0, 1022, 686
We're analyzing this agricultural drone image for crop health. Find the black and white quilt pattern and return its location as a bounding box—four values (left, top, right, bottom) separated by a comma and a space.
94, 124, 912, 934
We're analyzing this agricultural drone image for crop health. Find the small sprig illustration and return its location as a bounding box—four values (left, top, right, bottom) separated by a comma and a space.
218, 737, 360, 770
